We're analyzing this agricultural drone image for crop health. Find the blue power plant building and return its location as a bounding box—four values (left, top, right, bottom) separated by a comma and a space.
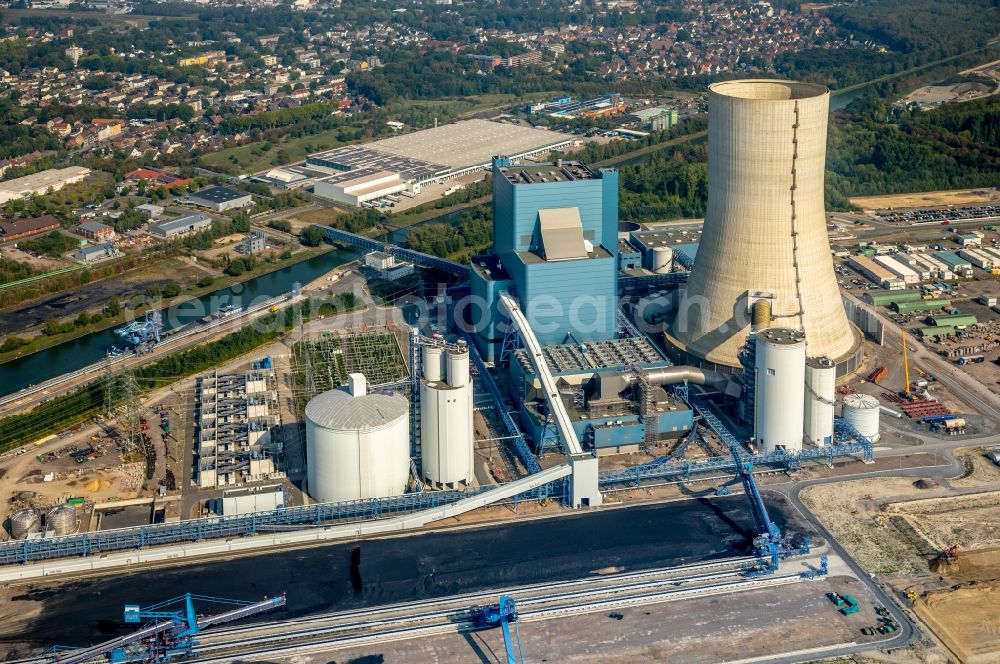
470, 157, 693, 455
470, 157, 620, 363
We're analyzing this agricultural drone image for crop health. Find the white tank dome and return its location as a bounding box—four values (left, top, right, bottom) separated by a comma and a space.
305, 375, 410, 503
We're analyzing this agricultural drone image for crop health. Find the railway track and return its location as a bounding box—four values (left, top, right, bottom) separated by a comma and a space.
192, 559, 807, 662
15, 555, 823, 664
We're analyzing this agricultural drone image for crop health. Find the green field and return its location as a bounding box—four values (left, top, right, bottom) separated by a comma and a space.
200, 127, 351, 173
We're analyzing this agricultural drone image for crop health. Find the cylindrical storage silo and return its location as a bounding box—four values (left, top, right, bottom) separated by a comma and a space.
754, 327, 806, 453
420, 377, 474, 488
652, 246, 673, 274
843, 393, 881, 441
804, 356, 836, 446
305, 379, 410, 503
10, 508, 41, 540
45, 504, 78, 536
422, 344, 444, 382
446, 346, 470, 388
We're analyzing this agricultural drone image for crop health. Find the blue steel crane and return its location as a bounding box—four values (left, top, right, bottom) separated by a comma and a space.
50, 592, 286, 664
471, 595, 526, 664
720, 446, 809, 577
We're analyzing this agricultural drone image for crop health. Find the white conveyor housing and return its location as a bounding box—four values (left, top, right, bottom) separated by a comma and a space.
498, 292, 602, 507
498, 291, 583, 456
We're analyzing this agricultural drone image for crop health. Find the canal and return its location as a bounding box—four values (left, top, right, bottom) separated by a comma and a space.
0, 248, 356, 396
0, 495, 812, 656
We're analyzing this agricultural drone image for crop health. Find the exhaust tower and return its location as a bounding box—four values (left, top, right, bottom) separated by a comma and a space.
668, 80, 860, 371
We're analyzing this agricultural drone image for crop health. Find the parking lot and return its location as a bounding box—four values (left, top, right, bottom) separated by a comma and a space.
874, 203, 1000, 225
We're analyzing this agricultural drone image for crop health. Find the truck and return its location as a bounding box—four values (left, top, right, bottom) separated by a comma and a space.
956, 355, 985, 365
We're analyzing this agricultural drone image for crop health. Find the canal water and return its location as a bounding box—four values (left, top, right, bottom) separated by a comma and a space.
0, 249, 355, 396
1, 496, 811, 656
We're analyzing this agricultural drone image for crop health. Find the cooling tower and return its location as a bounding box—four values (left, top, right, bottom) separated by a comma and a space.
670, 80, 859, 370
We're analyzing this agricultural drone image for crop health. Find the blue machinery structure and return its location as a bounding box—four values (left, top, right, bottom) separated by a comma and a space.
472, 595, 526, 664
50, 593, 285, 664
114, 311, 163, 348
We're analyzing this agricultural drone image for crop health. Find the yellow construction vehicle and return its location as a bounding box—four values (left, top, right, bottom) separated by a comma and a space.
902, 330, 911, 398
905, 590, 918, 602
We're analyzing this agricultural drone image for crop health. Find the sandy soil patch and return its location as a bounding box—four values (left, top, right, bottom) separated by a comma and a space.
850, 188, 1000, 210
915, 581, 1000, 664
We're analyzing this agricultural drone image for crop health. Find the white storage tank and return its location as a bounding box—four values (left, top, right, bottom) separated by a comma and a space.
422, 344, 445, 382
754, 327, 806, 453
421, 342, 475, 488
651, 246, 674, 273
804, 356, 836, 446
842, 393, 881, 441
305, 373, 410, 503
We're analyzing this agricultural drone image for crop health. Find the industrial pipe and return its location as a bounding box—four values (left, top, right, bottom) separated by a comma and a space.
623, 366, 729, 390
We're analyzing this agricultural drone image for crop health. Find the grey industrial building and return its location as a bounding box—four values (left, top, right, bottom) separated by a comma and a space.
195, 357, 282, 489
148, 213, 212, 238
188, 186, 253, 212
73, 243, 121, 264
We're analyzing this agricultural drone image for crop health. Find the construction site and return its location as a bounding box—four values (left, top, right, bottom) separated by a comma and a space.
0, 79, 997, 664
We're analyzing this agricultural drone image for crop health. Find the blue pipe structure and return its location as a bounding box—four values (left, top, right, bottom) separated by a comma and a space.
320, 226, 471, 278
465, 332, 542, 475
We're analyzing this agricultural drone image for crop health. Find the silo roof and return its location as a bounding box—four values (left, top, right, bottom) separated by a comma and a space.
306, 388, 407, 431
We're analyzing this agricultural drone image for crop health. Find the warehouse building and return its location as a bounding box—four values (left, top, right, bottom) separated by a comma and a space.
188, 186, 253, 212
0, 166, 90, 204
148, 213, 212, 238
305, 119, 575, 206
848, 255, 904, 290
73, 242, 121, 264
135, 203, 164, 218
0, 215, 61, 242
314, 169, 408, 207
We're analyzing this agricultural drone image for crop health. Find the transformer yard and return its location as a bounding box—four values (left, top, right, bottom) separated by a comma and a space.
0, 79, 998, 664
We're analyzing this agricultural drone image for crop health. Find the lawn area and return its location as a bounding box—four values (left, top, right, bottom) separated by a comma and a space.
200, 127, 351, 173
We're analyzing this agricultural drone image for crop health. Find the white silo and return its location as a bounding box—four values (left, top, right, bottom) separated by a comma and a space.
421, 342, 475, 488
754, 327, 806, 453
305, 373, 410, 503
804, 356, 836, 446
842, 393, 881, 441
651, 246, 673, 274
422, 343, 445, 382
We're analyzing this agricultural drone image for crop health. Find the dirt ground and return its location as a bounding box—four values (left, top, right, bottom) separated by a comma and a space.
0, 246, 70, 271
297, 574, 890, 664
849, 188, 1000, 210
0, 257, 210, 336
805, 472, 1000, 663
915, 581, 1000, 664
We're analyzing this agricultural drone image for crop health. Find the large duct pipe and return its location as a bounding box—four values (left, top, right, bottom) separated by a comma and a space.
623, 366, 729, 390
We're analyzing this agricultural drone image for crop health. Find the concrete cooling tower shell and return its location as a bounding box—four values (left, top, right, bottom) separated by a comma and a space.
670, 80, 859, 371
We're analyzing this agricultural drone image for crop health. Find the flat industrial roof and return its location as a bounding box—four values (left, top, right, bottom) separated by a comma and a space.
321, 167, 397, 188
0, 166, 90, 192
499, 161, 598, 185
514, 336, 666, 376
309, 145, 446, 182
369, 119, 574, 171
190, 186, 250, 204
